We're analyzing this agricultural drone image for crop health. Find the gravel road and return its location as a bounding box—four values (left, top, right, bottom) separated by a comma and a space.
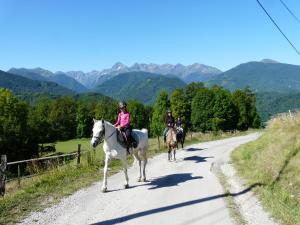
20, 133, 261, 225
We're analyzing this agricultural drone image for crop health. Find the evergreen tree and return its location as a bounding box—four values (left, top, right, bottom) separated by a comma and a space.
48, 97, 78, 140
127, 100, 147, 129
170, 88, 190, 129
94, 98, 118, 123
185, 82, 205, 103
191, 88, 215, 132
150, 91, 169, 137
76, 103, 90, 138
212, 87, 238, 131
0, 88, 38, 161
232, 88, 261, 130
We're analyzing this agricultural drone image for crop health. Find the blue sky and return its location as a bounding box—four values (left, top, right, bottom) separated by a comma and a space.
0, 0, 299, 72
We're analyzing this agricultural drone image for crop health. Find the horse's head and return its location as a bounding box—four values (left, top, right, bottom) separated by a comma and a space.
91, 119, 105, 148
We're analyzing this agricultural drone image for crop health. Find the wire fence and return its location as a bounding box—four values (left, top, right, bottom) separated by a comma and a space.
0, 144, 85, 196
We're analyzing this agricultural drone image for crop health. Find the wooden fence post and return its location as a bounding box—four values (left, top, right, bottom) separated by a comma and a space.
17, 165, 21, 187
77, 144, 81, 165
0, 155, 7, 196
157, 136, 160, 151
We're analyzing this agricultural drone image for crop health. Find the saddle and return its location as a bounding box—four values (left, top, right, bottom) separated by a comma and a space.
116, 129, 139, 150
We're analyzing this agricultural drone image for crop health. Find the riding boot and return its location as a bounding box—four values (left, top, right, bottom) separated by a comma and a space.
126, 146, 130, 155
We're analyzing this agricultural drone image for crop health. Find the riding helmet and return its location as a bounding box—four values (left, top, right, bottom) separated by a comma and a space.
119, 101, 127, 109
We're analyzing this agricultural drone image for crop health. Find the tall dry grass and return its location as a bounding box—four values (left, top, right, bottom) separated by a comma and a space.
232, 114, 300, 225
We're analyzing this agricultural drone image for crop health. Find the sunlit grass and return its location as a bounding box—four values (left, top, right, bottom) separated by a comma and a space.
232, 116, 300, 225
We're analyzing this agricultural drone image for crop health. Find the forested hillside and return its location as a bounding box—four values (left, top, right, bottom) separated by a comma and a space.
8, 68, 88, 93
207, 61, 300, 92
256, 92, 300, 121
0, 70, 74, 99
94, 71, 187, 104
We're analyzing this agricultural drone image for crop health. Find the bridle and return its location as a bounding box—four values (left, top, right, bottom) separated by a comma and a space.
93, 121, 117, 146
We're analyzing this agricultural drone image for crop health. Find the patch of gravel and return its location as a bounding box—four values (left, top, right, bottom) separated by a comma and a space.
213, 160, 279, 225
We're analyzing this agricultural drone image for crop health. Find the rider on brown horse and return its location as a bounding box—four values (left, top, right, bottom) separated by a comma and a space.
163, 109, 175, 144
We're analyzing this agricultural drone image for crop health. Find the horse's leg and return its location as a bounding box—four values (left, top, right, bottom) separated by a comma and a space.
168, 148, 171, 161
134, 152, 142, 182
102, 154, 110, 192
142, 151, 147, 182
121, 158, 129, 189
174, 147, 176, 161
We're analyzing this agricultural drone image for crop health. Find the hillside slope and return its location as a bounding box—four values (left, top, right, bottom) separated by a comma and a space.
8, 68, 88, 93
207, 61, 300, 92
94, 71, 186, 104
0, 70, 74, 97
256, 92, 300, 121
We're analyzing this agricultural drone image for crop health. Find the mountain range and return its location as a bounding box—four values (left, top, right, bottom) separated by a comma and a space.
66, 62, 222, 88
8, 63, 221, 90
3, 59, 300, 120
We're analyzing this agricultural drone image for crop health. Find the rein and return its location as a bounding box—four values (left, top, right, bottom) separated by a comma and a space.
93, 121, 116, 144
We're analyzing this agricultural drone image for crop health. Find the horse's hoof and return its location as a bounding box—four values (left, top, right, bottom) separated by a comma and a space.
101, 187, 107, 193
142, 178, 147, 182
124, 184, 129, 189
137, 178, 141, 182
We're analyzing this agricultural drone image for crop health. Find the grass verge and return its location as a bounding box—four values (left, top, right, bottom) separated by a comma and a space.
217, 172, 245, 225
1, 130, 256, 224
232, 117, 300, 225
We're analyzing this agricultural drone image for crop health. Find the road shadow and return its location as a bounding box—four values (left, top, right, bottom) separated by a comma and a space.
145, 173, 203, 190
90, 183, 263, 225
185, 147, 207, 152
183, 156, 213, 163
104, 185, 140, 193
103, 173, 201, 192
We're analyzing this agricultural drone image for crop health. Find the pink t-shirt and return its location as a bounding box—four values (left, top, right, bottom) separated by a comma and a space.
114, 111, 130, 128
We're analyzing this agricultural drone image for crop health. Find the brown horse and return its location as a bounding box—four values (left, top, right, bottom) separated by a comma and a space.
166, 127, 177, 161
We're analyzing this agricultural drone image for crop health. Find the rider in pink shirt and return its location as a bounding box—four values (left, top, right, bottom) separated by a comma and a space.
114, 101, 137, 151
114, 110, 130, 128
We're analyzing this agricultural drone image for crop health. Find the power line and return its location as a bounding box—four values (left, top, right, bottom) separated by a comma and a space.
279, 0, 300, 24
256, 0, 300, 56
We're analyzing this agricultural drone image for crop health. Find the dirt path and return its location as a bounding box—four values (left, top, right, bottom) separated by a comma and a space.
20, 133, 262, 225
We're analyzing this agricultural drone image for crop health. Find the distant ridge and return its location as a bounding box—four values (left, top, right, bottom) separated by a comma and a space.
66, 62, 222, 88
0, 70, 74, 98
8, 68, 88, 93
94, 71, 186, 104
206, 60, 300, 92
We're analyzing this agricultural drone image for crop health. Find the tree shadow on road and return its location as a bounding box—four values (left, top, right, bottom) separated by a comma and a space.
90, 183, 263, 225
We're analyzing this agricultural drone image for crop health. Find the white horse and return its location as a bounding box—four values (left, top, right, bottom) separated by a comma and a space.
91, 119, 148, 192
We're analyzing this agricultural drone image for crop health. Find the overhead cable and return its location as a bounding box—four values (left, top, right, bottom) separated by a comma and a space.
256, 0, 300, 56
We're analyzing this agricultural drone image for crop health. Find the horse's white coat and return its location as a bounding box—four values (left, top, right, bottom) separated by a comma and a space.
91, 120, 148, 192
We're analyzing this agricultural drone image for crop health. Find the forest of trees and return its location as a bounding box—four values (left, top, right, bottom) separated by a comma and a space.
0, 82, 261, 162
